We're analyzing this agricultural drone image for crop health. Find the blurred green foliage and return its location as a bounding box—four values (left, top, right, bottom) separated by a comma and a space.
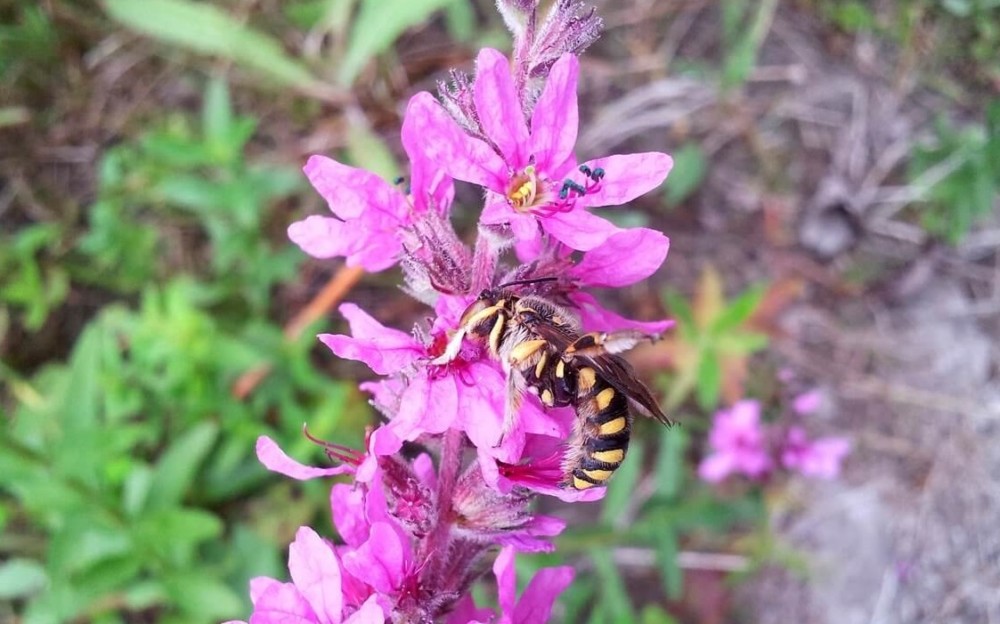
0, 78, 361, 622
910, 102, 1000, 244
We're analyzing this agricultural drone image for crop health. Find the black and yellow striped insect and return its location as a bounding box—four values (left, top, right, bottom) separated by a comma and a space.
434, 286, 673, 490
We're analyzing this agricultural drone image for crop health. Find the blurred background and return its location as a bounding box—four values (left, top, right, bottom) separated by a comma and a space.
1, 0, 999, 622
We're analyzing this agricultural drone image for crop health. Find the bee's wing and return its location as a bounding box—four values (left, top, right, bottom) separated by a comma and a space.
579, 353, 674, 427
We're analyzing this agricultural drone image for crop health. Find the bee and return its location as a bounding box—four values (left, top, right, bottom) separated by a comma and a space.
434, 284, 673, 490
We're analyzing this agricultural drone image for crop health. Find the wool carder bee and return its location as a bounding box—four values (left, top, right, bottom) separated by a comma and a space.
434, 286, 673, 490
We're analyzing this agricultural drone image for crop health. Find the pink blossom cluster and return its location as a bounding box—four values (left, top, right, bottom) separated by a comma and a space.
230, 0, 675, 621
698, 393, 851, 484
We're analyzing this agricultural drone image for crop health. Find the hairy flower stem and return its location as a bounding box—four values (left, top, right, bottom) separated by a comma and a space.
419, 428, 466, 587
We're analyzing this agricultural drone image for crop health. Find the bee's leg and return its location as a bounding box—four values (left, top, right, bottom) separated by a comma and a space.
495, 368, 527, 448
563, 330, 662, 358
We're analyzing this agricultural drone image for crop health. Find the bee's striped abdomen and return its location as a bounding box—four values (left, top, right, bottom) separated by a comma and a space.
566, 370, 633, 490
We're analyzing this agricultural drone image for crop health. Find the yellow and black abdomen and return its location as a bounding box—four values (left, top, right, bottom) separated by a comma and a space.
564, 367, 633, 490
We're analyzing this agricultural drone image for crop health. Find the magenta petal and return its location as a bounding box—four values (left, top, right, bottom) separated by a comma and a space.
492, 545, 518, 614
412, 453, 438, 490
473, 48, 529, 169
288, 216, 355, 259
256, 436, 354, 481
445, 595, 493, 624
513, 566, 575, 624
343, 595, 386, 624
392, 372, 458, 440
331, 484, 368, 548
541, 209, 620, 251
792, 390, 823, 415
250, 582, 318, 624
570, 228, 669, 287
530, 54, 579, 172
287, 527, 343, 624
577, 152, 674, 208
698, 453, 735, 483
318, 304, 422, 375
249, 577, 283, 605
406, 92, 507, 191
401, 97, 454, 214
342, 522, 410, 594
304, 155, 407, 221
570, 292, 674, 334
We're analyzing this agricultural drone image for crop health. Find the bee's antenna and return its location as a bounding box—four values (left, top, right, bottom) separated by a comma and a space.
497, 276, 558, 289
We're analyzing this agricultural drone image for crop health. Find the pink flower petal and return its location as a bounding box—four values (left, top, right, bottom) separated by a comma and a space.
577, 152, 673, 209
445, 595, 494, 624
342, 522, 411, 594
474, 48, 530, 169
698, 452, 736, 483
304, 155, 407, 222
343, 595, 386, 624
401, 98, 454, 214
256, 436, 354, 481
287, 526, 343, 624
288, 216, 356, 259
391, 372, 459, 440
249, 582, 317, 624
541, 208, 620, 251
405, 92, 507, 191
318, 304, 422, 375
513, 565, 574, 624
530, 54, 579, 173
570, 228, 669, 287
570, 292, 674, 335
792, 390, 823, 415
331, 484, 368, 548
249, 576, 283, 604
494, 515, 567, 553
493, 546, 518, 615
412, 453, 438, 490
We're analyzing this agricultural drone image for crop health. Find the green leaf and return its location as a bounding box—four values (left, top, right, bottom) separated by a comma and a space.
654, 426, 687, 500
59, 323, 103, 432
0, 559, 47, 599
662, 290, 695, 336
104, 0, 321, 91
146, 421, 219, 511
344, 119, 399, 180
711, 283, 765, 334
591, 549, 636, 623
664, 142, 707, 206
695, 350, 721, 410
601, 442, 645, 525
654, 524, 683, 599
339, 0, 455, 84
641, 605, 680, 624
202, 77, 232, 150
163, 572, 244, 619
715, 331, 768, 355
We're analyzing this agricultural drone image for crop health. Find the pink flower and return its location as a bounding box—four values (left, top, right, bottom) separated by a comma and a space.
792, 389, 823, 415
288, 98, 454, 271
447, 546, 574, 624
408, 48, 672, 251
781, 427, 851, 480
321, 303, 566, 467
698, 400, 772, 482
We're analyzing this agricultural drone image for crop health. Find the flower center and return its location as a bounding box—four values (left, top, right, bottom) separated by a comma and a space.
505, 164, 605, 216
506, 165, 540, 212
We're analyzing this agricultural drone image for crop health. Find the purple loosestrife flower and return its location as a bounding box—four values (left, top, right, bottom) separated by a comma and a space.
288, 99, 454, 271
446, 546, 574, 624
781, 427, 851, 480
319, 303, 567, 465
240, 435, 569, 621
698, 400, 772, 482
410, 49, 673, 251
